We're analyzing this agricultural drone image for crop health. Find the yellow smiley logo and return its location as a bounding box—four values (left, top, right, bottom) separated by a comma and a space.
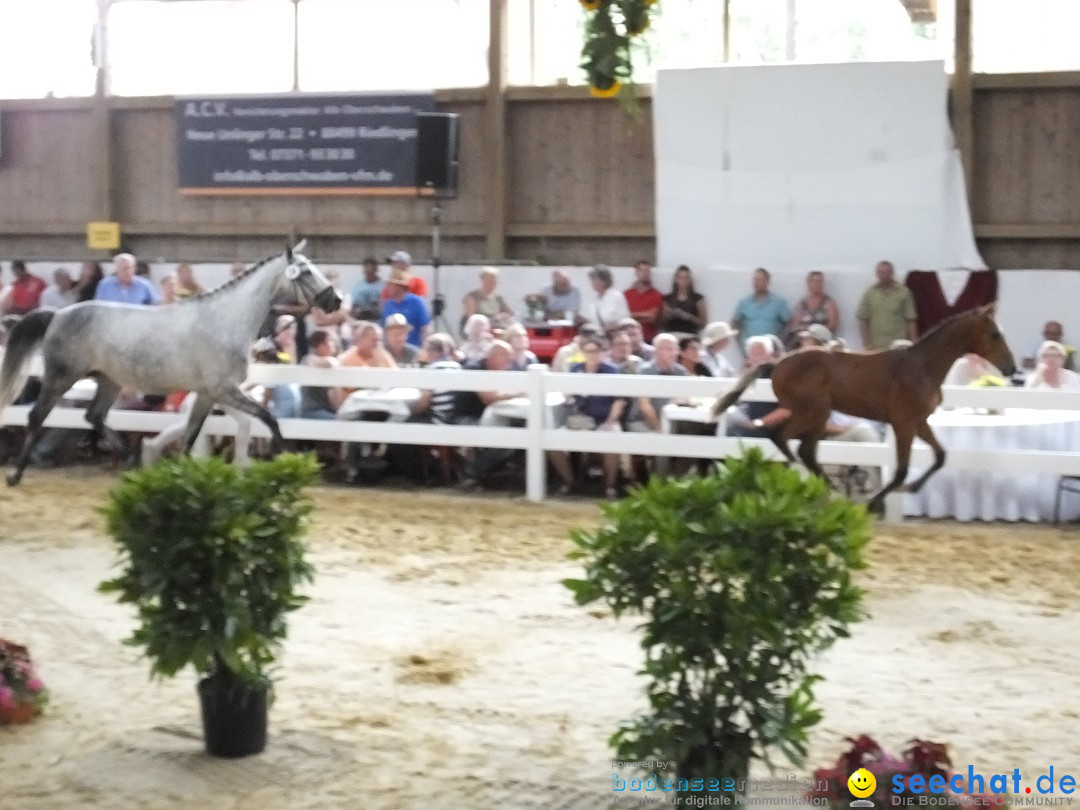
847, 768, 877, 799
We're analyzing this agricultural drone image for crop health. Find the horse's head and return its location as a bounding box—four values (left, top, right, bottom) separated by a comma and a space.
968, 302, 1017, 377
283, 241, 342, 314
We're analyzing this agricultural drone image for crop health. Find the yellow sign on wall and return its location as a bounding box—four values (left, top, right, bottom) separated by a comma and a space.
86, 221, 121, 251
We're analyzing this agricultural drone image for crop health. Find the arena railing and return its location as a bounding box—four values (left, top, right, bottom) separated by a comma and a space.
2, 355, 1080, 521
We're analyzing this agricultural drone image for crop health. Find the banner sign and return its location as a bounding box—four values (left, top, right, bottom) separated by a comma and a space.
175, 92, 436, 195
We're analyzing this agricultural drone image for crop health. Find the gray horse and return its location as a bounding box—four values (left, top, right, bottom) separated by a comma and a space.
0, 242, 342, 486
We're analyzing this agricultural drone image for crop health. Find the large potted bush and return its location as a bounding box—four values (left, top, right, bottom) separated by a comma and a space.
564, 448, 871, 804
98, 452, 319, 758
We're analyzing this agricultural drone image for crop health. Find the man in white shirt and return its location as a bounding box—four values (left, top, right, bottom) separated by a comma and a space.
39, 268, 78, 310
700, 321, 739, 378
586, 265, 630, 335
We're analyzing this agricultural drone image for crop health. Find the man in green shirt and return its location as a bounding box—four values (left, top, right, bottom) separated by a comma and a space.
856, 261, 918, 350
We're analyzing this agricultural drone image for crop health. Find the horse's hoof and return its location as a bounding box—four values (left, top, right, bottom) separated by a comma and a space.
6, 472, 21, 487
866, 498, 885, 517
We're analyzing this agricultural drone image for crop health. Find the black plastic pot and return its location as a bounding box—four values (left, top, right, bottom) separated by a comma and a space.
197, 668, 268, 758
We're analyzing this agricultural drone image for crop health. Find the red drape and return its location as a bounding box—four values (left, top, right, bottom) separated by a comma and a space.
904, 270, 998, 336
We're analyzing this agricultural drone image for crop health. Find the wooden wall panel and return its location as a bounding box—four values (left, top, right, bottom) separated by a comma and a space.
507, 99, 654, 228
0, 109, 95, 225
979, 240, 1080, 270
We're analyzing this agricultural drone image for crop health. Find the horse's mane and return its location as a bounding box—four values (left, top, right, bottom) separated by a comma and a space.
181, 252, 279, 304
913, 306, 982, 345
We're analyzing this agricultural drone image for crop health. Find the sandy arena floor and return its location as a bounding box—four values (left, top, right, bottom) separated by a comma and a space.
1, 468, 1078, 810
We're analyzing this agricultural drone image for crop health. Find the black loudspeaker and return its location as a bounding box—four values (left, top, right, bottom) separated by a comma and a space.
415, 112, 459, 198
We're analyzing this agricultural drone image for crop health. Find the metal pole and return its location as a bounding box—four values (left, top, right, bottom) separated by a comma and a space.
292, 0, 300, 91
722, 0, 731, 62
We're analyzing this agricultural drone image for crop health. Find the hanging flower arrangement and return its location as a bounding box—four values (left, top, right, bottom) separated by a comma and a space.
579, 0, 659, 100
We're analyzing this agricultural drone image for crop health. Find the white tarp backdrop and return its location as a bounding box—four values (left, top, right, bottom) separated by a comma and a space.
653, 59, 986, 273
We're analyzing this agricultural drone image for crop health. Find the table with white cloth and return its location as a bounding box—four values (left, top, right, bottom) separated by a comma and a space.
336, 388, 422, 423
902, 408, 1080, 522
661, 400, 724, 435
481, 391, 567, 428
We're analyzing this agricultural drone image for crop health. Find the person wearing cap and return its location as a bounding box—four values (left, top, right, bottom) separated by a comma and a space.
624, 260, 664, 343
381, 266, 432, 347
586, 265, 630, 335
1025, 340, 1080, 389
379, 251, 428, 301
461, 266, 513, 334
383, 313, 420, 367
796, 323, 834, 350
552, 322, 601, 372
700, 321, 738, 377
615, 317, 655, 361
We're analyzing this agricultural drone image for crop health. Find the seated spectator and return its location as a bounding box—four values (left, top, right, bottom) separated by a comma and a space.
384, 313, 420, 367
552, 322, 600, 372
504, 323, 539, 370
944, 352, 1005, 387
175, 263, 205, 298
795, 323, 833, 350
1024, 320, 1076, 371
299, 330, 345, 420
608, 330, 644, 374
547, 335, 625, 498
660, 264, 708, 335
95, 253, 159, 306
700, 321, 738, 377
785, 270, 840, 348
409, 333, 462, 424
725, 334, 787, 437
1026, 340, 1080, 389
338, 321, 397, 396
626, 334, 690, 433
39, 268, 78, 310
460, 313, 495, 365
624, 259, 663, 343
541, 269, 582, 321
731, 267, 789, 341
351, 257, 385, 322
616, 317, 655, 361
76, 261, 104, 302
2, 260, 47, 315
461, 266, 513, 334
822, 409, 884, 494
584, 265, 630, 335
678, 335, 712, 377
456, 341, 526, 490
265, 315, 300, 419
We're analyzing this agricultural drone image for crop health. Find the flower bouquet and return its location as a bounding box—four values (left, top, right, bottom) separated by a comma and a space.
805, 735, 1009, 808
0, 639, 49, 725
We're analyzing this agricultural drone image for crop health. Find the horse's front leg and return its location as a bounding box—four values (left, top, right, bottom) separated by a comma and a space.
217, 386, 285, 455
904, 421, 946, 494
866, 422, 915, 516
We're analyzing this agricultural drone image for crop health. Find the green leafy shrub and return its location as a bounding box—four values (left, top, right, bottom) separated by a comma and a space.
98, 453, 320, 689
564, 448, 871, 801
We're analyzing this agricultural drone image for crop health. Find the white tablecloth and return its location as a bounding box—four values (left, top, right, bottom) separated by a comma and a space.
903, 408, 1080, 522
337, 388, 422, 422
483, 392, 567, 428
661, 400, 723, 434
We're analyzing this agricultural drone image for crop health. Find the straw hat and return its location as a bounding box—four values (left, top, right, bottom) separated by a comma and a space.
387, 267, 411, 287
701, 321, 738, 345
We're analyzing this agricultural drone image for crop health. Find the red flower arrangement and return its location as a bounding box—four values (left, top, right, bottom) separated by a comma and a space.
0, 639, 49, 725
806, 735, 1010, 808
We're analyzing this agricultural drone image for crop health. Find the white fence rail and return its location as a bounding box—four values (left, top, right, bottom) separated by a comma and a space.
3, 356, 1080, 519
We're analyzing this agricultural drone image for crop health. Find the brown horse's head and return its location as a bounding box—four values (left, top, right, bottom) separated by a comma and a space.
967, 302, 1017, 377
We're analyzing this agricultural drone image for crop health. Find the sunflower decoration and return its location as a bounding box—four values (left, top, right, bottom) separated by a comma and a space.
579, 0, 659, 101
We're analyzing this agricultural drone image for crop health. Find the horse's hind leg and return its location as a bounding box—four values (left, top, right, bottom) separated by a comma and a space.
904, 421, 946, 494
181, 394, 217, 455
216, 386, 285, 455
84, 376, 125, 455
796, 434, 829, 481
6, 369, 82, 486
866, 422, 915, 516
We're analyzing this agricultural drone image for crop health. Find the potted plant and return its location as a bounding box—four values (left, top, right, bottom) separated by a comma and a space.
564, 448, 871, 804
0, 639, 49, 725
98, 452, 320, 758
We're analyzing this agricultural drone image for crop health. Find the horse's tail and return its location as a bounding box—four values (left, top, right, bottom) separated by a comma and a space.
0, 309, 55, 411
711, 362, 776, 419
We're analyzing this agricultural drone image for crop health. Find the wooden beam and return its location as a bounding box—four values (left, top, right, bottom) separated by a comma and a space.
973, 71, 1080, 90
505, 222, 656, 238
484, 0, 509, 260
952, 0, 974, 205
974, 223, 1080, 240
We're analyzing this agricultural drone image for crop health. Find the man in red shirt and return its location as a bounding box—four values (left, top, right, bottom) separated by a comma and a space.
623, 259, 663, 342
2, 260, 47, 316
